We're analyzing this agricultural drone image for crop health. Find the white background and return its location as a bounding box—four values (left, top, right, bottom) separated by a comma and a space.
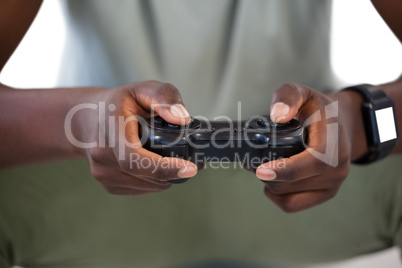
1, 0, 401, 267
1, 0, 402, 88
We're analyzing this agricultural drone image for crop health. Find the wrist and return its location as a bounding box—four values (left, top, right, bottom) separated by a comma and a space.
339, 84, 399, 164
65, 87, 109, 157
379, 78, 402, 153
330, 90, 368, 162
0, 85, 107, 167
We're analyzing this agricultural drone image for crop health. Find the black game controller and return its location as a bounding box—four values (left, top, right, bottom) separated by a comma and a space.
140, 115, 305, 183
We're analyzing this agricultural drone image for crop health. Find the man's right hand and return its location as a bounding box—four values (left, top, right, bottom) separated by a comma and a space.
0, 80, 197, 195
71, 80, 198, 195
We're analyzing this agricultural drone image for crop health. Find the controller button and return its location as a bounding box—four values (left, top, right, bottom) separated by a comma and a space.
167, 123, 180, 129
271, 121, 291, 128
153, 117, 165, 127
257, 119, 268, 128
205, 128, 216, 133
188, 118, 201, 129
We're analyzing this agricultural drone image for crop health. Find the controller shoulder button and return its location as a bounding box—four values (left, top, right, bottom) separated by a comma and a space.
188, 118, 201, 129
257, 119, 268, 128
167, 123, 180, 129
152, 116, 165, 127
271, 121, 291, 129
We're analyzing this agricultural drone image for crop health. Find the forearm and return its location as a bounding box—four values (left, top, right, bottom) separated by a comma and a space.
380, 75, 402, 153
0, 83, 105, 167
369, 0, 402, 153
330, 75, 402, 164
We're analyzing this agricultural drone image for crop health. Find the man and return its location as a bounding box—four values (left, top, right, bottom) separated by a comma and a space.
0, 0, 401, 267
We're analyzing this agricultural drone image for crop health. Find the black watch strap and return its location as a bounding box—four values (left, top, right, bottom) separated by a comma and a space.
344, 84, 398, 164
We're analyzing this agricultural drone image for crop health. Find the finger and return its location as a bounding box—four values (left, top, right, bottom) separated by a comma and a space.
263, 174, 342, 195
108, 111, 198, 182
256, 150, 341, 183
90, 147, 177, 186
110, 110, 198, 181
133, 81, 191, 125
110, 175, 172, 191
117, 148, 198, 181
91, 162, 173, 190
134, 173, 189, 184
109, 82, 190, 163
264, 187, 338, 213
270, 83, 315, 123
256, 109, 344, 182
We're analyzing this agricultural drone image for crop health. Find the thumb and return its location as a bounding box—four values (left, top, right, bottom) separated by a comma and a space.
133, 81, 191, 125
270, 83, 310, 123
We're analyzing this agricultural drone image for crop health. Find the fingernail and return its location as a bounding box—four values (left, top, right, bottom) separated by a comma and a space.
256, 167, 277, 181
178, 164, 197, 178
170, 104, 190, 119
270, 102, 289, 123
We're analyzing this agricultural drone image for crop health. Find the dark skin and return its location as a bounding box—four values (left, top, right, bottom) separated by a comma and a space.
0, 0, 401, 210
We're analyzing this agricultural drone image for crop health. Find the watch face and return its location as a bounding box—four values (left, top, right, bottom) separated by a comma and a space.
375, 107, 397, 143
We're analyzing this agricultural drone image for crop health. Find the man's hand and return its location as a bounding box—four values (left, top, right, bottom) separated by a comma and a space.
0, 81, 197, 195
256, 83, 367, 212
73, 80, 198, 195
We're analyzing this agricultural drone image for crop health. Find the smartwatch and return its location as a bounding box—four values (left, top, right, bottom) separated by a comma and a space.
344, 84, 398, 164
